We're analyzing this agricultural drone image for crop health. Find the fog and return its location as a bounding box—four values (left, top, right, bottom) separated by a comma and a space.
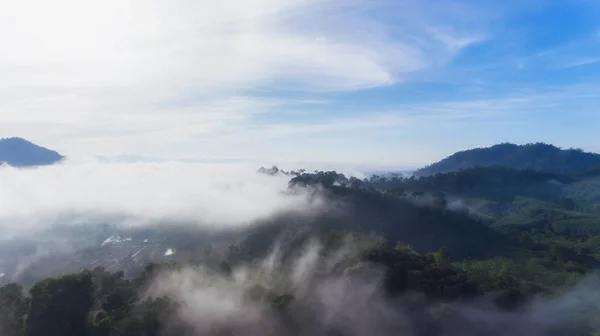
0, 160, 325, 238
0, 160, 329, 284
3, 160, 600, 335
147, 240, 600, 336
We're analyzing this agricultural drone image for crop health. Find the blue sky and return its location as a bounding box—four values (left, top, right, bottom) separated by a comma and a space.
1, 0, 600, 167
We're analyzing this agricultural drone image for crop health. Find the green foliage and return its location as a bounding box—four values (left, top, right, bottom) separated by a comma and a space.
492, 197, 600, 237
26, 272, 94, 336
416, 142, 600, 176
434, 246, 450, 268
1, 227, 599, 335
0, 283, 27, 336
566, 176, 600, 213
388, 166, 570, 202
5, 159, 600, 334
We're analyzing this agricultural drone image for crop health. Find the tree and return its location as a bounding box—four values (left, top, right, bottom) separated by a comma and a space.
0, 283, 27, 336
560, 198, 578, 211
349, 176, 363, 188
434, 246, 450, 268
219, 260, 233, 277
433, 191, 448, 209
26, 273, 94, 336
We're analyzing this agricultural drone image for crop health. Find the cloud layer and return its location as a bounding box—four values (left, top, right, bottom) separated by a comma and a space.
0, 160, 322, 238
0, 0, 480, 160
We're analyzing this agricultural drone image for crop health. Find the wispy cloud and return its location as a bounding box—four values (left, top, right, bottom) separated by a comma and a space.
0, 0, 484, 160
564, 58, 600, 68
8, 0, 599, 163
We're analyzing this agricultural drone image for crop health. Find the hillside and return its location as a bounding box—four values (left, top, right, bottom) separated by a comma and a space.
3, 169, 600, 335
229, 185, 506, 262
0, 137, 63, 167
369, 166, 572, 203
358, 166, 600, 236
415, 143, 600, 176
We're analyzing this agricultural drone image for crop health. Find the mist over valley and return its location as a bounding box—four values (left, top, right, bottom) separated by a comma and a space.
3, 140, 600, 335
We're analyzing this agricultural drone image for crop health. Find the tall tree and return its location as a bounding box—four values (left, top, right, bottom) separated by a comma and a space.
26, 272, 94, 336
0, 283, 27, 336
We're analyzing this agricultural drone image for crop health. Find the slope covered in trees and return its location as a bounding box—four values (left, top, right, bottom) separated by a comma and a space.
2, 233, 598, 336
415, 143, 600, 176
0, 137, 63, 167
368, 166, 572, 202
3, 167, 600, 335
285, 170, 600, 285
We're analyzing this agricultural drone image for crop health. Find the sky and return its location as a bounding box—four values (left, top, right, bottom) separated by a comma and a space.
1, 0, 600, 167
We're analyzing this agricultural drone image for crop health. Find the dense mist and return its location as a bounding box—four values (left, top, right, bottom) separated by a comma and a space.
0, 160, 325, 235
145, 240, 600, 336
0, 160, 326, 284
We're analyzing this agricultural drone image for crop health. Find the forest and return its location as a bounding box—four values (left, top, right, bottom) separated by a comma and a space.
4, 162, 600, 335
415, 143, 600, 176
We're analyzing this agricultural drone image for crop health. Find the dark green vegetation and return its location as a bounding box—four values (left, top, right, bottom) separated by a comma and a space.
286, 168, 600, 289
0, 137, 63, 167
5, 143, 600, 335
3, 234, 598, 336
416, 142, 600, 176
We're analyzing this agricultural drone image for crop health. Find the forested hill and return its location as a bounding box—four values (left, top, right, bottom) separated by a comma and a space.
415, 143, 600, 176
0, 137, 63, 167
368, 166, 572, 202
4, 169, 600, 335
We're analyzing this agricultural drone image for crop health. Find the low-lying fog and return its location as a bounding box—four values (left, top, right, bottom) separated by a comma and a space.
3, 160, 600, 335
146, 240, 600, 336
0, 160, 326, 283
0, 160, 325, 235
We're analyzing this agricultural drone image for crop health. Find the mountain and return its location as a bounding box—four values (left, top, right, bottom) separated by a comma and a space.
3, 169, 600, 335
0, 137, 63, 167
415, 142, 600, 176
372, 166, 572, 203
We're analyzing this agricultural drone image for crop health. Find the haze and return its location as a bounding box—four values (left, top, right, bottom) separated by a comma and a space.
0, 160, 322, 238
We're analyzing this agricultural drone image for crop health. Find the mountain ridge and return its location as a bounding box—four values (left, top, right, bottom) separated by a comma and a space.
415, 142, 600, 176
0, 137, 64, 167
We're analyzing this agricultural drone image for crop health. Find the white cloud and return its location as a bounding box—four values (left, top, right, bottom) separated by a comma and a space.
0, 0, 482, 160
565, 58, 600, 68
0, 160, 324, 238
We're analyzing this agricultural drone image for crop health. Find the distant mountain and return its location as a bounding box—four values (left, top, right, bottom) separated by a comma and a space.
0, 137, 63, 167
415, 143, 600, 176
372, 166, 571, 203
